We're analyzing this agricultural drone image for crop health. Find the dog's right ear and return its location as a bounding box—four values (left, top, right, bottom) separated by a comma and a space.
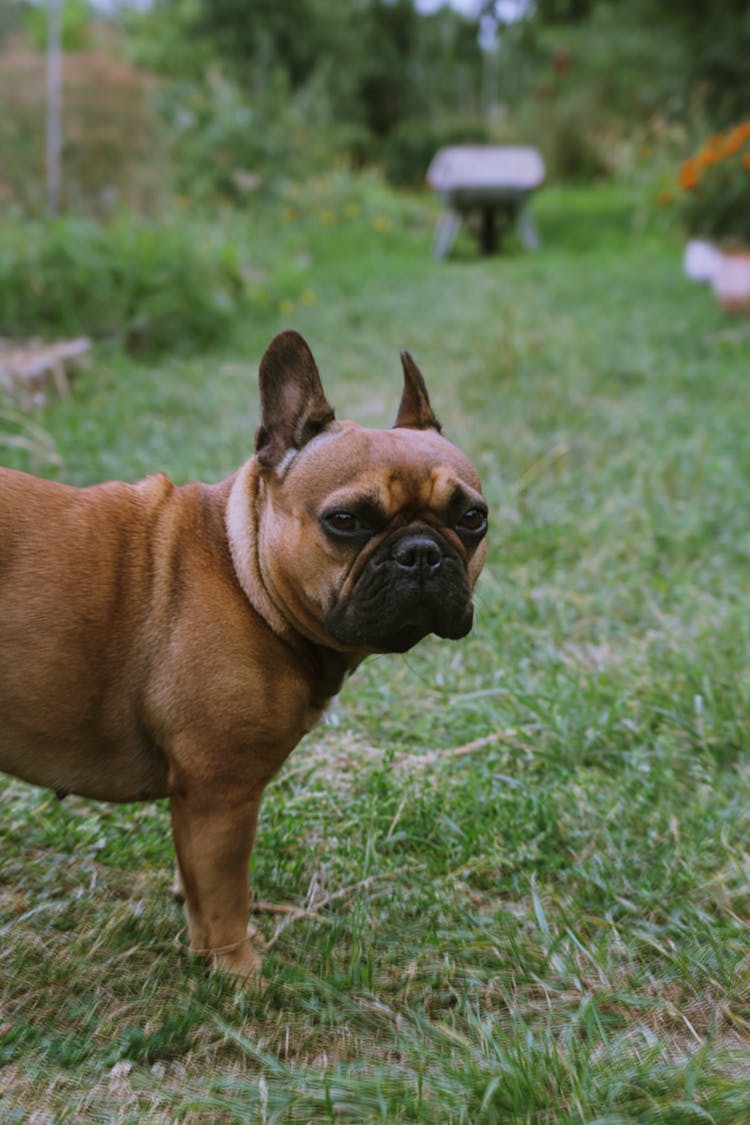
255, 331, 336, 469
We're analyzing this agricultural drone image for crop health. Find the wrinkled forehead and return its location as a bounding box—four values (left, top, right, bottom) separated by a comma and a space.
281, 422, 483, 510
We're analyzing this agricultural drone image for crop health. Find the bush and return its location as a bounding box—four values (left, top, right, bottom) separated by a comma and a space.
0, 214, 250, 353
160, 69, 294, 202
0, 45, 166, 216
167, 66, 370, 203
490, 6, 691, 185
529, 94, 611, 183
382, 116, 494, 188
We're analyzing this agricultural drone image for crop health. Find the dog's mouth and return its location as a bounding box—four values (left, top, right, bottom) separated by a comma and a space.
381, 604, 474, 653
325, 597, 474, 654
323, 528, 474, 653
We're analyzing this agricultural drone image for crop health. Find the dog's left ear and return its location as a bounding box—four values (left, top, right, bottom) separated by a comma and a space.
255, 331, 336, 469
393, 351, 442, 432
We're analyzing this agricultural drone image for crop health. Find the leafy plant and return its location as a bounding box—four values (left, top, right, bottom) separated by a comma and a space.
669, 120, 750, 245
0, 214, 251, 354
382, 115, 493, 188
0, 44, 166, 216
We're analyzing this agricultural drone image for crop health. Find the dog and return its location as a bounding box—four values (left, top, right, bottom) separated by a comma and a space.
0, 330, 487, 976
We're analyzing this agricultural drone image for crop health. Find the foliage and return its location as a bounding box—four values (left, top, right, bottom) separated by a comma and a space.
193, 0, 325, 91
668, 120, 750, 245
511, 0, 750, 128
2, 180, 750, 1119
486, 4, 691, 184
624, 0, 750, 125
351, 0, 421, 141
3, 0, 745, 212
0, 43, 166, 216
521, 91, 610, 183
158, 68, 290, 200
130, 0, 484, 185
156, 67, 357, 201
382, 115, 493, 188
0, 214, 253, 353
362, 3, 485, 179
22, 0, 93, 52
119, 0, 216, 80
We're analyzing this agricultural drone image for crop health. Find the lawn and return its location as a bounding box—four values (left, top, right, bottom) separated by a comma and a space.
1, 177, 750, 1122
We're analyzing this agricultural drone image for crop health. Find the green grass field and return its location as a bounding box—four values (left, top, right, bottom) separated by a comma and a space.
2, 178, 750, 1122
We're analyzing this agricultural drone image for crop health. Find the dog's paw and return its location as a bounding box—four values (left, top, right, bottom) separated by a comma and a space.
208, 925, 265, 982
211, 942, 264, 981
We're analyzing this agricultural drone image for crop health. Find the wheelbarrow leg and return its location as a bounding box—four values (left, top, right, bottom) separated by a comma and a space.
433, 210, 462, 260
480, 207, 497, 255
518, 206, 540, 250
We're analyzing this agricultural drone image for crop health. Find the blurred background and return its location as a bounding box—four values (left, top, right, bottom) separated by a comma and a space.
1, 0, 746, 219
3, 0, 748, 375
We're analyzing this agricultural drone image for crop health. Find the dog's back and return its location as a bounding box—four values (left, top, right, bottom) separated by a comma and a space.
0, 468, 172, 799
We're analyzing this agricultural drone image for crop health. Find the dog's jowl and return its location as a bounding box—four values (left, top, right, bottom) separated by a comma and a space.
0, 331, 487, 977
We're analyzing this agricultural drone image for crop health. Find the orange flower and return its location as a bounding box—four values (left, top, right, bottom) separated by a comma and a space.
679, 160, 699, 190
697, 147, 720, 167
657, 189, 675, 205
675, 122, 750, 242
723, 129, 744, 154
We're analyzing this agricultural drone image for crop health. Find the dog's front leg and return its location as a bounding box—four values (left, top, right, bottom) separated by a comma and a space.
169, 776, 264, 978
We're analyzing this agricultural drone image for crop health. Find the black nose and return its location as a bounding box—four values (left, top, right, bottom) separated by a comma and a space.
392, 534, 443, 572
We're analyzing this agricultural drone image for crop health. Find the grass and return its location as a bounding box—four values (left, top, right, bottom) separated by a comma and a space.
1, 174, 750, 1122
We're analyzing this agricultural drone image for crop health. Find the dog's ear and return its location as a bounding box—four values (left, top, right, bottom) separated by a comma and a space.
255, 331, 336, 469
393, 350, 442, 432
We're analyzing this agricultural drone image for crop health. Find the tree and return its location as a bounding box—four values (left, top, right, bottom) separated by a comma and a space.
119, 0, 483, 191
653, 0, 750, 123
192, 0, 323, 90
149, 0, 481, 147
493, 0, 750, 126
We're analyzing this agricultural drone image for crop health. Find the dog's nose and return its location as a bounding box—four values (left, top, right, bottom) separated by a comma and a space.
392, 535, 443, 572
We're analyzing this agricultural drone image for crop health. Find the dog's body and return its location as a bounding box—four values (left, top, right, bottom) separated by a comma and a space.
0, 331, 486, 975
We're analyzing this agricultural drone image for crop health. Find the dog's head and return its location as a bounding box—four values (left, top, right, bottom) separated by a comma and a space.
231, 330, 487, 655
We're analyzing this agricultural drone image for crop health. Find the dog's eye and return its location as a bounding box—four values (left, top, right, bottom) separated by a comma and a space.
323, 511, 363, 535
457, 507, 488, 535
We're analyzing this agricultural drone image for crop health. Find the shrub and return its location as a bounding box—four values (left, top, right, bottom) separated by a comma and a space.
159, 69, 293, 202
529, 94, 610, 184
382, 116, 494, 188
0, 44, 166, 216
667, 121, 750, 245
0, 214, 250, 353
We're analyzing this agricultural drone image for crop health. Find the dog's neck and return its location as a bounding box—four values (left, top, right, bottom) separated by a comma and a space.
225, 461, 360, 700
226, 460, 290, 641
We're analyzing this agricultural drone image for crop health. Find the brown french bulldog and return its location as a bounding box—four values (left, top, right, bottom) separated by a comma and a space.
0, 330, 487, 976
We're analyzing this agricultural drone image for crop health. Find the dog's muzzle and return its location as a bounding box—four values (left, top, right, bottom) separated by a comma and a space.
324, 526, 474, 653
